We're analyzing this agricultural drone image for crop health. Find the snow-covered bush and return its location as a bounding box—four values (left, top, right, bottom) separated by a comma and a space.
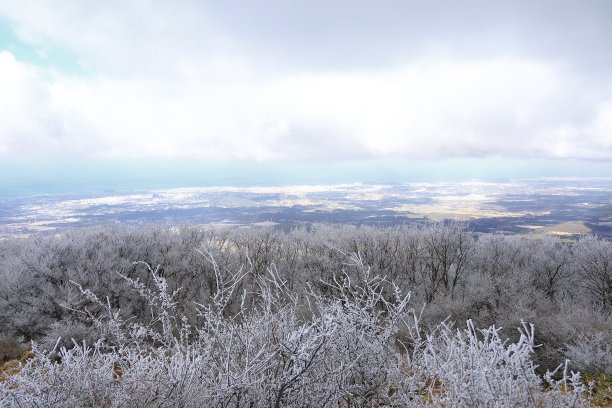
0, 255, 592, 407
566, 332, 612, 375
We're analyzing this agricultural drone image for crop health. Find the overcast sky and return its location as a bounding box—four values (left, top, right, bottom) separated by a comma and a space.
0, 1, 611, 187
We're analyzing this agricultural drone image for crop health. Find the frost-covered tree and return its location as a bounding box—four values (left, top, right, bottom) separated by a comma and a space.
573, 235, 612, 309
0, 222, 610, 385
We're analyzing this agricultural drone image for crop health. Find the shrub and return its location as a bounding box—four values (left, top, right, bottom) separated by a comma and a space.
0, 259, 592, 407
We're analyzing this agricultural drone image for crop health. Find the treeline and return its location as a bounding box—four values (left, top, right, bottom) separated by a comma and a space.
0, 223, 610, 406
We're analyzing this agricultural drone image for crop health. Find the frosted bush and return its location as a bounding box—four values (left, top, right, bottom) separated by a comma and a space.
417, 320, 589, 407
0, 257, 592, 407
566, 332, 612, 375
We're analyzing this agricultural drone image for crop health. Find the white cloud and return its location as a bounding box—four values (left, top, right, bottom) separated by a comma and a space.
0, 51, 62, 155
0, 1, 611, 162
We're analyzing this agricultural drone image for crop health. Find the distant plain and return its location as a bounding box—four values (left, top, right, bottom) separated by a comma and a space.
2, 178, 610, 239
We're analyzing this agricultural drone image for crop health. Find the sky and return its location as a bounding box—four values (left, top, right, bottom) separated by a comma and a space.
0, 0, 611, 192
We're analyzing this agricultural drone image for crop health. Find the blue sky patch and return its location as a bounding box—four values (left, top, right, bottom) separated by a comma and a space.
0, 18, 87, 75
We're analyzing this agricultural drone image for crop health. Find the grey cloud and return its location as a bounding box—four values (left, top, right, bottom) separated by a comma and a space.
0, 1, 611, 163
4, 1, 612, 75
277, 124, 373, 162
201, 0, 612, 74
